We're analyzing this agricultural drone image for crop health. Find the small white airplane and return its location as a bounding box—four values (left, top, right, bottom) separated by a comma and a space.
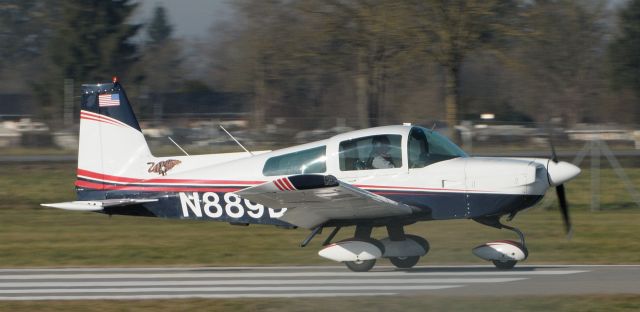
43, 78, 581, 272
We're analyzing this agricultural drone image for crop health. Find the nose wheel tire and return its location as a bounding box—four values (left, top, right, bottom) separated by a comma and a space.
345, 259, 377, 272
389, 256, 420, 269
492, 260, 517, 270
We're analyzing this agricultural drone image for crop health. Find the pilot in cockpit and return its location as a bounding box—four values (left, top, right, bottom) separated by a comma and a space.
368, 136, 395, 169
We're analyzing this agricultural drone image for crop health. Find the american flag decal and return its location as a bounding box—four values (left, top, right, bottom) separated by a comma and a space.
99, 93, 120, 107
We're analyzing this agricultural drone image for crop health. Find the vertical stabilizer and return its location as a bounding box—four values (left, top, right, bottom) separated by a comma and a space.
77, 79, 152, 190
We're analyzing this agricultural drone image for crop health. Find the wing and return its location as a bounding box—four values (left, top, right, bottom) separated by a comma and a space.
41, 199, 158, 211
235, 175, 415, 228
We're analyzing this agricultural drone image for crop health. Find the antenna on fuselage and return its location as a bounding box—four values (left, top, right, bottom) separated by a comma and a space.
168, 136, 190, 156
219, 125, 254, 156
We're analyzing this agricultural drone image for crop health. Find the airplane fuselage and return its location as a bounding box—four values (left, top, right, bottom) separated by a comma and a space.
76, 125, 553, 228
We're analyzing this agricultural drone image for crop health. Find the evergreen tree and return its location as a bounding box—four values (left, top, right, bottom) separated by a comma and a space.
48, 0, 141, 82
34, 0, 140, 122
136, 3, 182, 119
147, 5, 172, 46
141, 3, 181, 86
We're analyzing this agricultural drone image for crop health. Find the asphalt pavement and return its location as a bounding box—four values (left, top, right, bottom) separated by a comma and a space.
0, 265, 638, 300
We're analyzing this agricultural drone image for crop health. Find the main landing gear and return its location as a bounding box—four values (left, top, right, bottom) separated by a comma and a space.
307, 224, 429, 272
472, 217, 529, 270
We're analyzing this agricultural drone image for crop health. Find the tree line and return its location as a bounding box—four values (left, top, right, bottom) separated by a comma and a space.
1, 0, 639, 130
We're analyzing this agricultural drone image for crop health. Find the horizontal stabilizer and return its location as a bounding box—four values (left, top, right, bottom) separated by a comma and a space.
41, 199, 158, 211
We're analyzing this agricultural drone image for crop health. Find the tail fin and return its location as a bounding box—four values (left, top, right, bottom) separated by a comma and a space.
77, 79, 152, 189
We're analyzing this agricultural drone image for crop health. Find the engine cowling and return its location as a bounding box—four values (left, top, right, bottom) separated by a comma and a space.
472, 240, 528, 262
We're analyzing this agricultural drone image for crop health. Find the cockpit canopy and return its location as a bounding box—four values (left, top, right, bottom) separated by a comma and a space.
261, 126, 467, 176
337, 126, 467, 171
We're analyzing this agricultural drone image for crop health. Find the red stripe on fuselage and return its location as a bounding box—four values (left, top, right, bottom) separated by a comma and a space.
273, 180, 285, 191
75, 170, 491, 194
282, 178, 296, 190
279, 179, 292, 191
76, 169, 265, 185
75, 180, 242, 192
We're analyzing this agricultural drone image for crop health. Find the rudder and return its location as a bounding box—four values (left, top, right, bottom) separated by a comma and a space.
77, 78, 152, 190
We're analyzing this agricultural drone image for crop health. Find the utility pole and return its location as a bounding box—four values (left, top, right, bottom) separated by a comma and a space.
63, 79, 74, 128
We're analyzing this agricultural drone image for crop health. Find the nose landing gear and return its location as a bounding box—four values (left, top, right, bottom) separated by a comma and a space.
472, 217, 529, 270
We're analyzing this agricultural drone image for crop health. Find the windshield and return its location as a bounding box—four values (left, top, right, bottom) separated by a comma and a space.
408, 127, 467, 168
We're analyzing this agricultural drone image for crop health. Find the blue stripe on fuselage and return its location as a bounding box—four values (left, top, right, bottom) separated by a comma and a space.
77, 187, 543, 225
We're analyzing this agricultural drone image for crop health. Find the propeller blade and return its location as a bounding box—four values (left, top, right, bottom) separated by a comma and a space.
556, 184, 572, 236
549, 123, 572, 237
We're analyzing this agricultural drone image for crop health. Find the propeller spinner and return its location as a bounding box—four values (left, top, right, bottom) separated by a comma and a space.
547, 134, 580, 236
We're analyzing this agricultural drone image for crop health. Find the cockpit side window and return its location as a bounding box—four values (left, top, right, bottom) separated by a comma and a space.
407, 127, 467, 168
339, 135, 403, 171
263, 146, 327, 176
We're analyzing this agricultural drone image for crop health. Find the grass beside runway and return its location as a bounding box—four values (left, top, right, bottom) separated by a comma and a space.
0, 163, 639, 267
0, 296, 639, 312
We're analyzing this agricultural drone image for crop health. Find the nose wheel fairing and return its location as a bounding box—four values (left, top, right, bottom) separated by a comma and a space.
472, 216, 529, 269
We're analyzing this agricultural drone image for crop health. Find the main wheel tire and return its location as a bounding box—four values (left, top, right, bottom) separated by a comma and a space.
345, 259, 376, 272
492, 260, 517, 270
389, 256, 420, 269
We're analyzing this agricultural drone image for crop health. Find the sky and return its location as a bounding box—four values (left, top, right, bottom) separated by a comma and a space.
134, 0, 233, 40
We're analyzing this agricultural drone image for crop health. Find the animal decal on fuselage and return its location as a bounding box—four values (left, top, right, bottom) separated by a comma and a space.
147, 159, 181, 176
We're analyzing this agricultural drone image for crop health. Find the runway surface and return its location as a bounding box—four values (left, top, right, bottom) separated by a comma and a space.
0, 265, 638, 300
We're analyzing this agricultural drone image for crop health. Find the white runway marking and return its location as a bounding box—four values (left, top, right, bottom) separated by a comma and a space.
0, 264, 633, 273
0, 266, 592, 300
0, 285, 462, 294
0, 293, 398, 301
0, 270, 586, 280
0, 278, 526, 288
